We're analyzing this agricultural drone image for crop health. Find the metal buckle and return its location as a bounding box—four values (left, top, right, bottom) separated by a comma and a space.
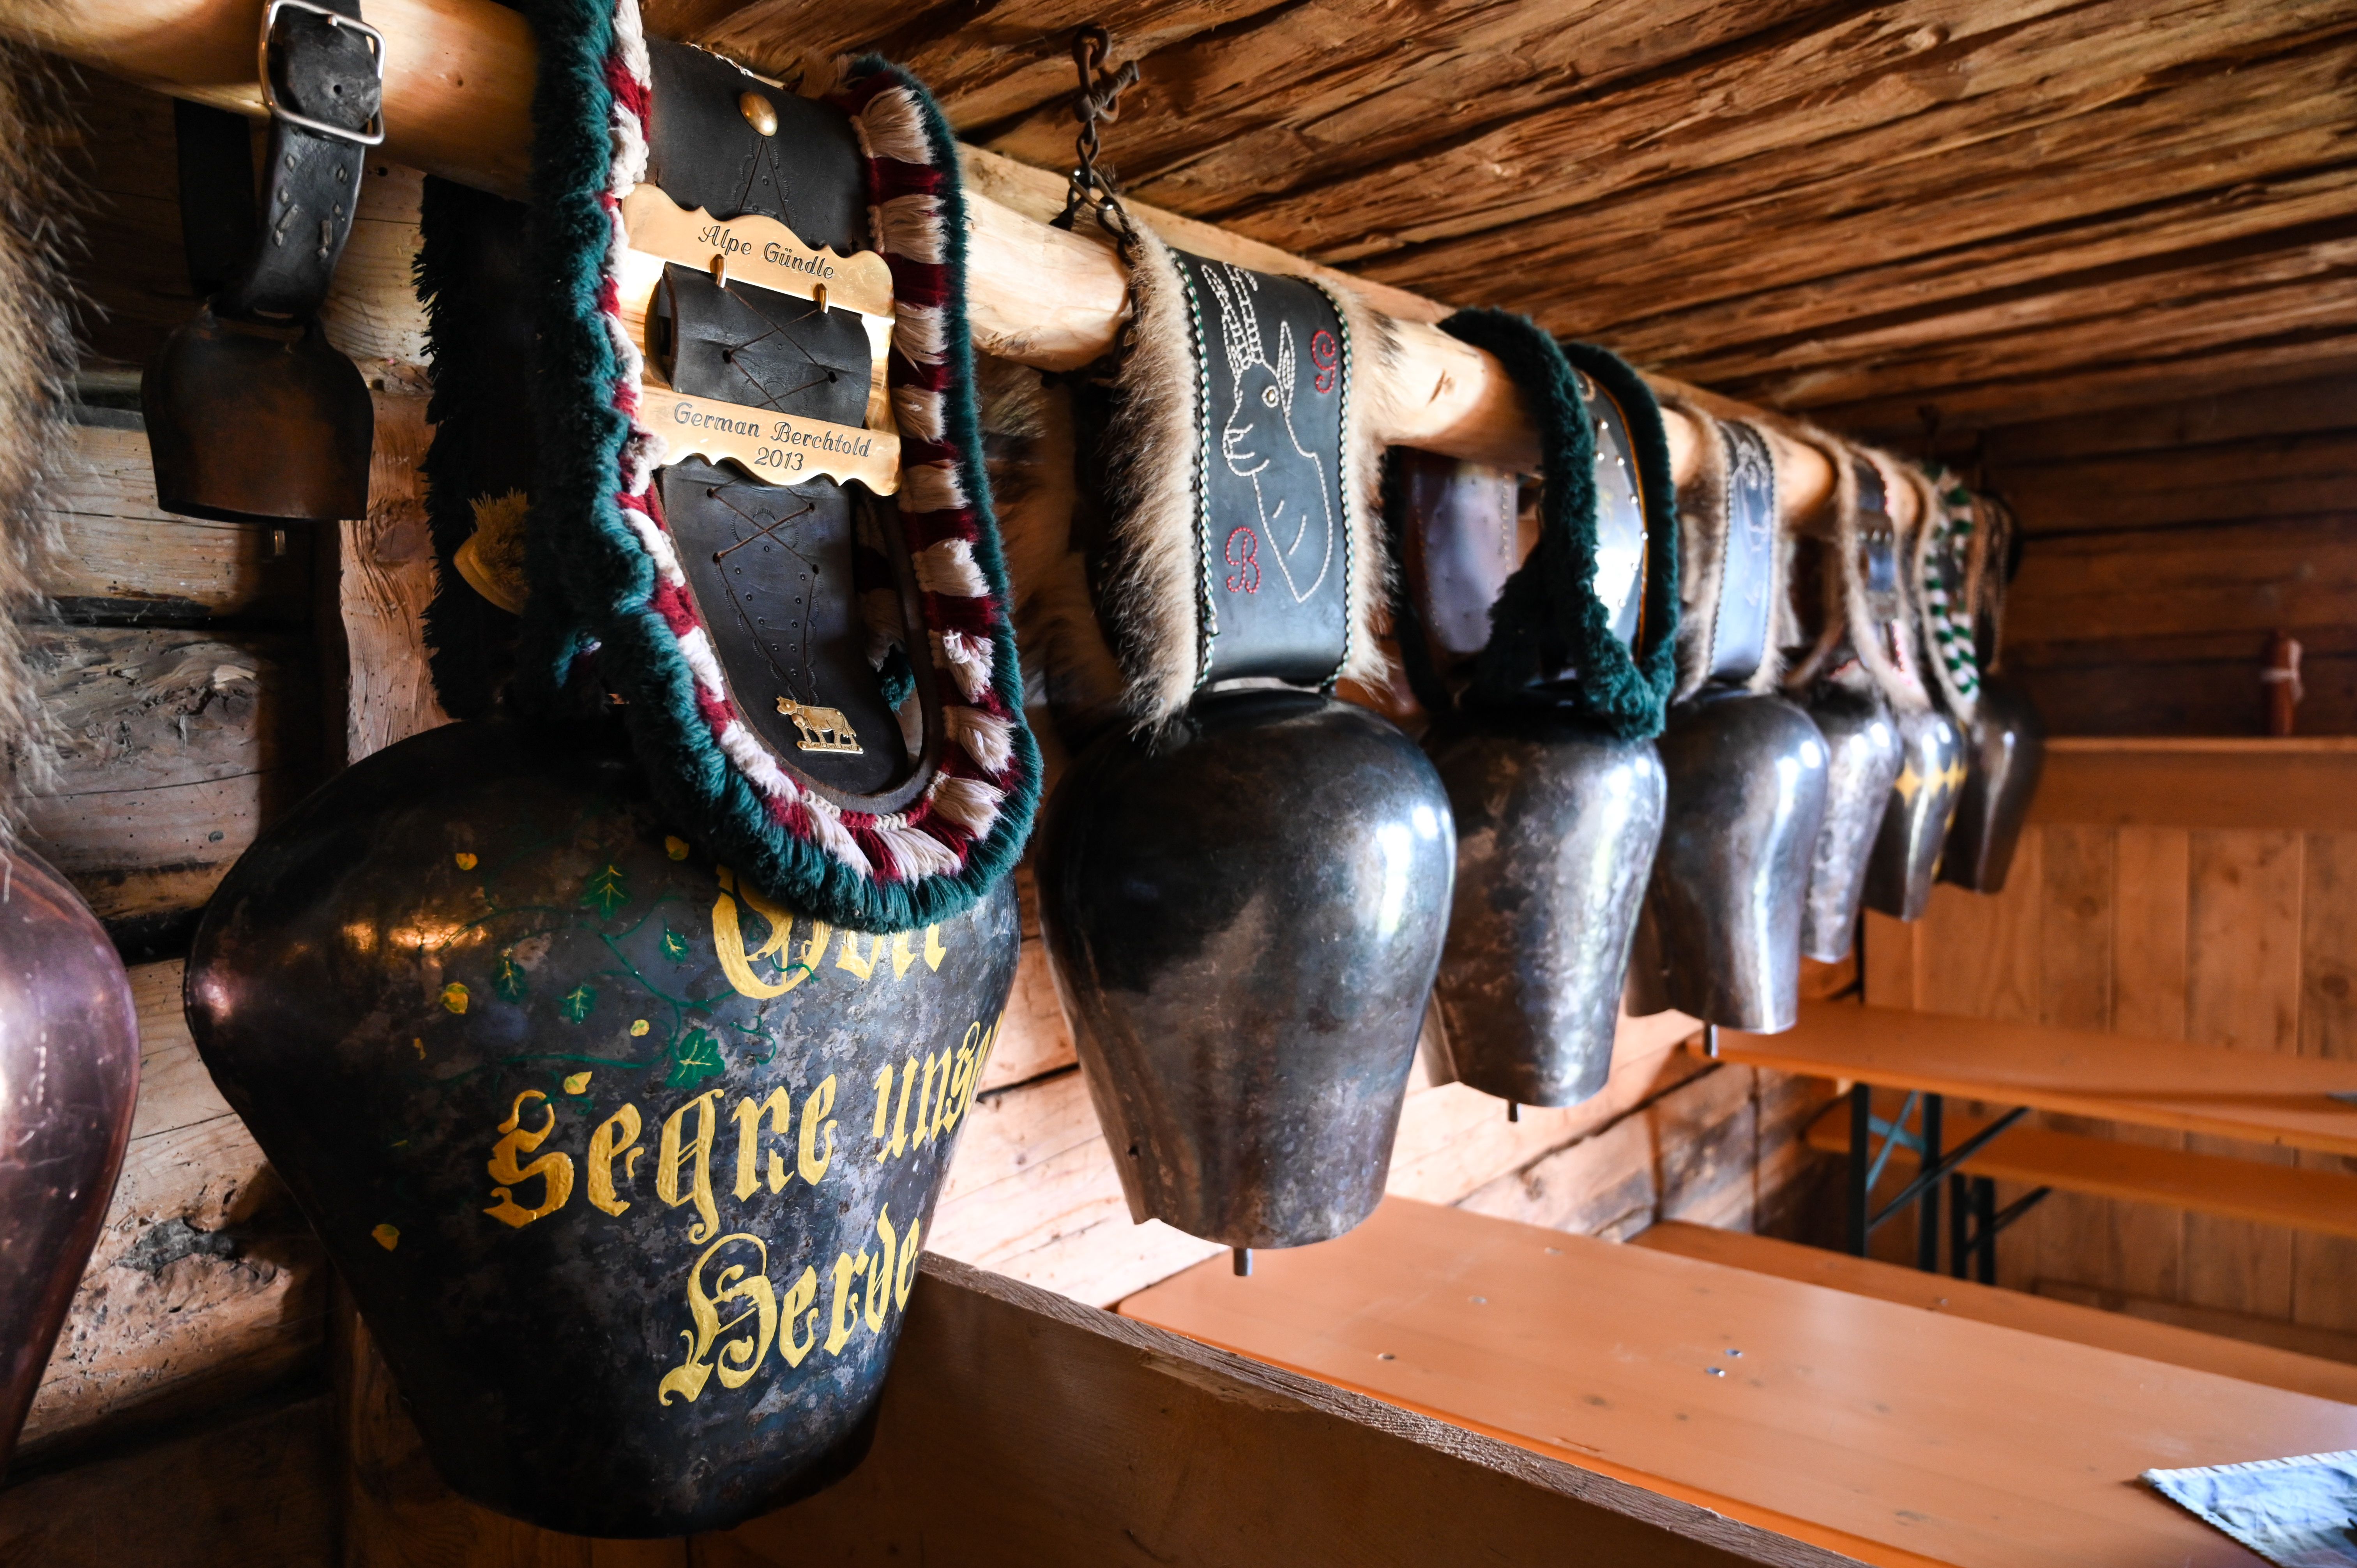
258, 0, 387, 147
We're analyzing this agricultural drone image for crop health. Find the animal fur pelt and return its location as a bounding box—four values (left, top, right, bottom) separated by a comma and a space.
1778, 424, 1929, 715
1658, 395, 1798, 703
1088, 223, 1397, 732
974, 352, 1122, 765
0, 41, 76, 826
1659, 391, 1727, 703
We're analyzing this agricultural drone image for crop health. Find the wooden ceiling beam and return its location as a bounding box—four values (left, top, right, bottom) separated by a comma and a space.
11, 0, 1870, 518
1729, 270, 2357, 415
1679, 237, 2357, 397
1592, 170, 2357, 373
970, 0, 1832, 209
1816, 337, 2357, 439
1357, 34, 2357, 319
1229, 0, 2353, 266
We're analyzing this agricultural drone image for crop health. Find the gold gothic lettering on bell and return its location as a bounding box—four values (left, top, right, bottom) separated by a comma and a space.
470, 886, 996, 1404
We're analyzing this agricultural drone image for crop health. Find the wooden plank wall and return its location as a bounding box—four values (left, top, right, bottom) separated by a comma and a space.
1960, 373, 2357, 736
2, 69, 1844, 1561
1863, 825, 2357, 1363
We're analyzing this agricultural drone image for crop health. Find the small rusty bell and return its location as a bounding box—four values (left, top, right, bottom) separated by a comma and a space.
1939, 674, 2046, 894
143, 310, 373, 524
0, 847, 140, 1473
1798, 678, 1903, 962
1634, 690, 1829, 1032
1038, 690, 1454, 1248
1862, 705, 1968, 921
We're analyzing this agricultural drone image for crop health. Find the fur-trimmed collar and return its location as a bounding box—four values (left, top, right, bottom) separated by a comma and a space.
1084, 225, 1399, 733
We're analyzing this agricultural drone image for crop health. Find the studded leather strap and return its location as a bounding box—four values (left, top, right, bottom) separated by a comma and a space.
179, 0, 380, 325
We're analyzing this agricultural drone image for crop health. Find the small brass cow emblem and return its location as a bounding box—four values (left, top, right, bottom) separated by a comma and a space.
776, 696, 862, 755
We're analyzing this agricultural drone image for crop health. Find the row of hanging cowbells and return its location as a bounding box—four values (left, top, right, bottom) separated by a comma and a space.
0, 6, 2040, 1542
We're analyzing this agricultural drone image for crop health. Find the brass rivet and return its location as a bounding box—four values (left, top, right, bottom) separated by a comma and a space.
739, 91, 778, 136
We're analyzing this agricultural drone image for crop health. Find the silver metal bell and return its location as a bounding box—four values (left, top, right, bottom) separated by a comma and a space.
1940, 674, 2046, 893
1428, 716, 1665, 1108
1641, 690, 1829, 1032
1038, 690, 1456, 1248
1862, 706, 1967, 920
1799, 679, 1903, 962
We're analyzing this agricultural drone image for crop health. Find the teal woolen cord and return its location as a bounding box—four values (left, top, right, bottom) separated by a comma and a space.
1388, 309, 1680, 738
412, 0, 1042, 933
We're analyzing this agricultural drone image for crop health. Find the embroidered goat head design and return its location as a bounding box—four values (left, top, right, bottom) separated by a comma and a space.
1201, 264, 1335, 604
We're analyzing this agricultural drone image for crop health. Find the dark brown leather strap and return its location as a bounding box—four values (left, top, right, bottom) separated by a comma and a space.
206, 0, 383, 323
653, 267, 871, 428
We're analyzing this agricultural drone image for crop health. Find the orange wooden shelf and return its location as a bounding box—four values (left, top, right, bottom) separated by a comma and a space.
1803, 1098, 2357, 1240
1631, 1220, 2357, 1406
1120, 1197, 2357, 1568
1717, 1002, 2357, 1156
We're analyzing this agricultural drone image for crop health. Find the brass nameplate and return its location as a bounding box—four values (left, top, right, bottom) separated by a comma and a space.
648, 386, 901, 495
618, 184, 894, 322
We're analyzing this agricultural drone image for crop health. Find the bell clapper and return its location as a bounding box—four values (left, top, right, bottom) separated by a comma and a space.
1507, 1101, 1520, 1123
1233, 1247, 1253, 1278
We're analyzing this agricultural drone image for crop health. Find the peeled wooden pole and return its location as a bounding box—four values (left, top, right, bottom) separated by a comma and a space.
9, 0, 1842, 518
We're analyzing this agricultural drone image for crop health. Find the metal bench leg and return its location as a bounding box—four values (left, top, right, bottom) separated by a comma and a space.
1846, 1081, 1872, 1256
1949, 1171, 1971, 1279
1974, 1178, 1998, 1283
1917, 1093, 1944, 1273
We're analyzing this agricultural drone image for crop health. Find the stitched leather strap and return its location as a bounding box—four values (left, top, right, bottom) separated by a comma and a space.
653, 266, 871, 427
180, 0, 380, 325
646, 44, 865, 252
1172, 251, 1355, 690
1705, 420, 1777, 686
636, 40, 905, 801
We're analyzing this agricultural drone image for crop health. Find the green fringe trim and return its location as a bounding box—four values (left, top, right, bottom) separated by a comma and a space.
1427, 310, 1679, 739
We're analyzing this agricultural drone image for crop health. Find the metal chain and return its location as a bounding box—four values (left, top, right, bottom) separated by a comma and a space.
1051, 24, 1142, 263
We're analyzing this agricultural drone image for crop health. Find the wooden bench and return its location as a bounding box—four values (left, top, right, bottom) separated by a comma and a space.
1122, 1197, 2357, 1568
1630, 1220, 2357, 1405
1713, 1001, 2357, 1272
1800, 1096, 2357, 1239
1718, 1002, 2357, 1155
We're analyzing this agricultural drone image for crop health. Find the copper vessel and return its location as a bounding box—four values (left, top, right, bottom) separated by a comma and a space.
0, 848, 140, 1471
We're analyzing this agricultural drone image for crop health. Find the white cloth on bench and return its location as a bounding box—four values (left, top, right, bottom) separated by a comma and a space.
2145, 1450, 2357, 1567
